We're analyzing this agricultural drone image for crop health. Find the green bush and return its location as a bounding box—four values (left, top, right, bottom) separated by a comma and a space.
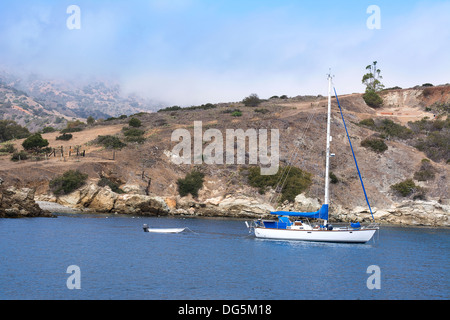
10, 151, 29, 162
42, 126, 56, 133
177, 170, 205, 198
95, 135, 126, 149
0, 120, 30, 142
329, 172, 339, 184
98, 177, 124, 194
378, 119, 413, 139
390, 179, 416, 197
0, 143, 16, 154
361, 138, 388, 153
415, 131, 449, 162
22, 133, 49, 151
122, 127, 145, 137
363, 90, 383, 108
247, 166, 312, 203
56, 133, 73, 141
231, 111, 242, 117
128, 117, 142, 128
158, 106, 182, 112
49, 170, 88, 195
242, 94, 262, 107
359, 118, 376, 128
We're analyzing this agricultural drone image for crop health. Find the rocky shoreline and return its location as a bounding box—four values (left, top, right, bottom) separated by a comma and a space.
1, 176, 448, 226
29, 182, 450, 227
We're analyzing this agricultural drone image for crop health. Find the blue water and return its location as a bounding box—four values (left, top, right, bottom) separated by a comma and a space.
0, 214, 449, 300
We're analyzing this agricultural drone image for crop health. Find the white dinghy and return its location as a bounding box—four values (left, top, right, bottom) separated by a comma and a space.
143, 224, 186, 234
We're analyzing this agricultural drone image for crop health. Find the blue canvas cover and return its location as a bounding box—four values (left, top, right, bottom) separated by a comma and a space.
351, 222, 361, 229
270, 204, 329, 221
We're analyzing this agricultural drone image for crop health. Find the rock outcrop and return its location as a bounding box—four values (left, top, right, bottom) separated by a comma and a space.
34, 180, 449, 227
37, 182, 170, 216
0, 184, 54, 218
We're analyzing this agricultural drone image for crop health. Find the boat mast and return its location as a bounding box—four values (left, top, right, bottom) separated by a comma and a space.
324, 73, 333, 225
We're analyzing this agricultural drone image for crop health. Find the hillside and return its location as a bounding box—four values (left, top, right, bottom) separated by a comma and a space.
0, 84, 449, 226
0, 70, 161, 132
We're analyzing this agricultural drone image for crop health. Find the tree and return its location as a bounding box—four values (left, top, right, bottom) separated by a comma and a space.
363, 90, 384, 108
243, 94, 262, 107
87, 116, 95, 125
49, 170, 88, 195
22, 133, 49, 151
362, 61, 384, 108
0, 120, 31, 142
177, 170, 205, 198
128, 117, 142, 128
362, 61, 384, 92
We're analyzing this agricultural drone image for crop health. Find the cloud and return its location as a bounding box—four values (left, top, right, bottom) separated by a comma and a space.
0, 0, 448, 106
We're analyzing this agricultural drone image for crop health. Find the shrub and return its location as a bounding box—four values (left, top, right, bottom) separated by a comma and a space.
390, 179, 416, 197
158, 106, 182, 112
122, 127, 145, 137
98, 177, 124, 194
56, 133, 73, 141
0, 120, 31, 142
125, 136, 146, 144
42, 126, 56, 133
10, 151, 29, 162
231, 111, 242, 117
61, 127, 83, 134
86, 116, 95, 125
61, 120, 85, 133
378, 119, 413, 139
361, 138, 388, 153
413, 159, 436, 181
329, 172, 339, 184
177, 170, 205, 198
363, 90, 383, 108
247, 166, 312, 203
0, 143, 16, 154
415, 131, 449, 162
359, 118, 376, 128
95, 135, 126, 149
22, 133, 49, 151
128, 117, 142, 128
243, 94, 262, 107
49, 170, 88, 195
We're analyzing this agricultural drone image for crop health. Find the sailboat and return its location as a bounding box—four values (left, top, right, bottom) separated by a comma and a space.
246, 74, 379, 243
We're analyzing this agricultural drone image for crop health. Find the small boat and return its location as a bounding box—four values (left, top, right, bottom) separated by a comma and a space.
143, 224, 186, 234
246, 74, 379, 244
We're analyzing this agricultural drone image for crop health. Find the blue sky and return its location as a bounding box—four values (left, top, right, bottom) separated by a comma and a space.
0, 0, 449, 106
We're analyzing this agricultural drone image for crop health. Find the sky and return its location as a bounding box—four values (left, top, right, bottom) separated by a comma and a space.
0, 0, 449, 106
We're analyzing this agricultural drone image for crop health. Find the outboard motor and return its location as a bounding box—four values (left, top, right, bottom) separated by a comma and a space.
143, 224, 149, 232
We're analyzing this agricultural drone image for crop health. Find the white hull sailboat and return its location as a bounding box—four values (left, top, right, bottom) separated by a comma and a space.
253, 223, 378, 243
247, 74, 379, 244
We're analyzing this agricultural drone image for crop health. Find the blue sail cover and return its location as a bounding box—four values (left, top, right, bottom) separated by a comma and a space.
271, 204, 329, 221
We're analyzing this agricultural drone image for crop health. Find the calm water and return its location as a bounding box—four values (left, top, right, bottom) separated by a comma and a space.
0, 214, 448, 300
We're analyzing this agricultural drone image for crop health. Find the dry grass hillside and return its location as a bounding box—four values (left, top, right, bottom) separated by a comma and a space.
0, 85, 448, 212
